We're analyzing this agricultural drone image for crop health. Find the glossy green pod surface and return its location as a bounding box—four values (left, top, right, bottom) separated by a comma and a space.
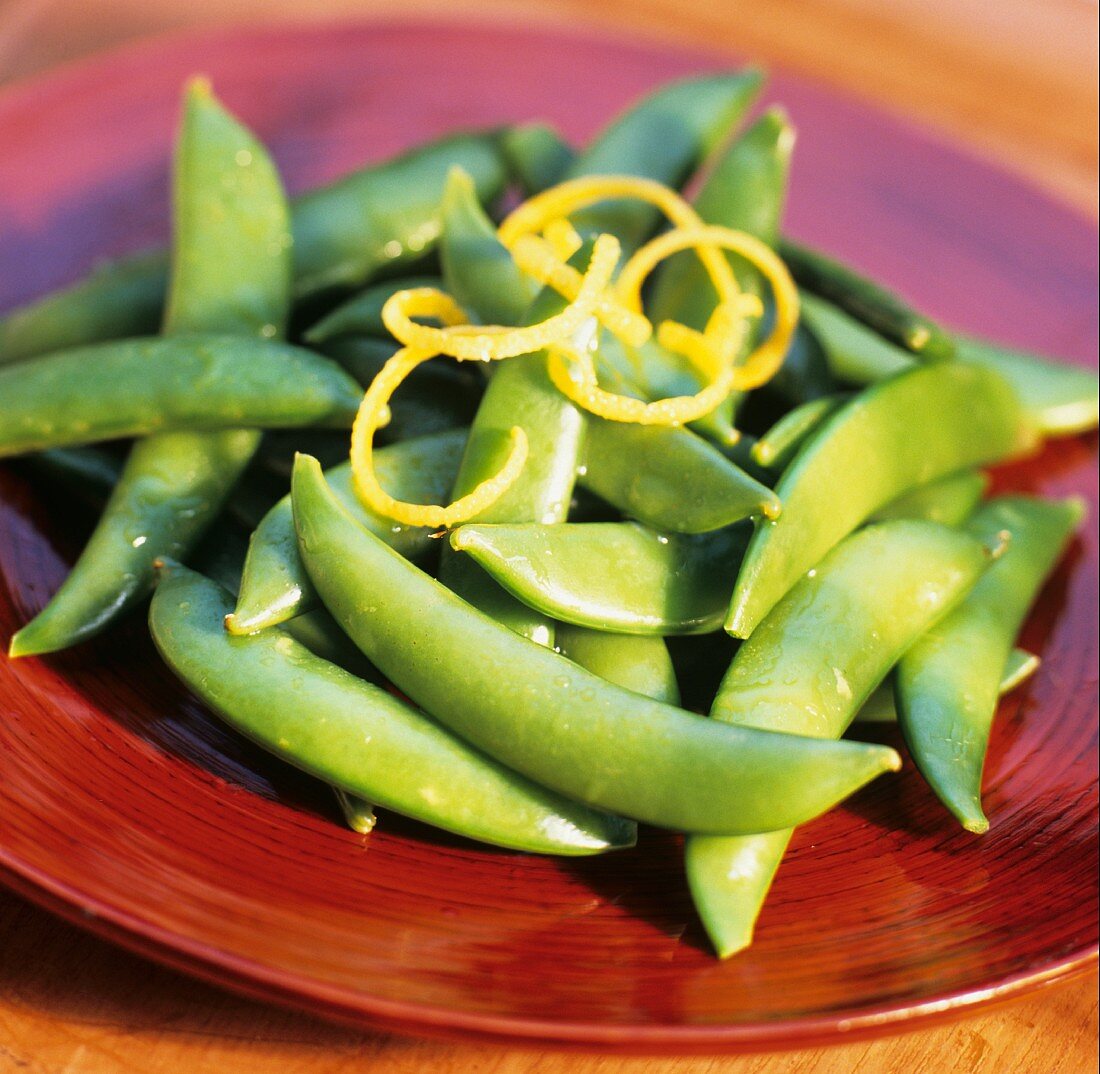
451, 521, 750, 635
726, 363, 1038, 637
751, 394, 848, 471
303, 275, 441, 344
870, 469, 988, 527
0, 335, 362, 458
554, 625, 681, 706
229, 429, 467, 633
688, 519, 993, 957
150, 564, 635, 856
501, 122, 576, 195
292, 453, 901, 835
896, 496, 1084, 832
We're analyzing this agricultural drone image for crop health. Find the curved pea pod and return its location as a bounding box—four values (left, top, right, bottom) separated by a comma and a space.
953, 335, 1099, 436
0, 131, 507, 363
229, 429, 467, 634
779, 239, 956, 360
501, 122, 576, 195
440, 167, 533, 325
766, 320, 838, 406
9, 429, 261, 656
580, 418, 780, 533
0, 335, 362, 458
896, 496, 1085, 833
0, 252, 166, 368
869, 469, 988, 527
567, 69, 763, 251
854, 647, 1038, 723
289, 131, 507, 298
751, 394, 848, 472
555, 624, 680, 707
798, 290, 914, 384
726, 363, 1039, 638
291, 453, 901, 834
450, 521, 750, 635
150, 564, 634, 856
687, 519, 994, 957
303, 275, 441, 344
334, 790, 377, 835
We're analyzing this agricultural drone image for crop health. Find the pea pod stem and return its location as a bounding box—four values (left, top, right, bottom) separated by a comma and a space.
688, 519, 993, 957
150, 563, 634, 856
291, 453, 900, 835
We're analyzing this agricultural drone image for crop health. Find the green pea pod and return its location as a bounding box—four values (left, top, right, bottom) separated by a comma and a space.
291, 453, 901, 834
303, 275, 441, 344
150, 563, 634, 855
726, 363, 1039, 638
766, 320, 838, 406
870, 469, 988, 526
450, 521, 749, 635
580, 419, 780, 533
779, 239, 956, 360
436, 264, 588, 645
797, 290, 913, 384
0, 334, 361, 458
0, 252, 166, 368
687, 519, 993, 957
896, 496, 1085, 832
751, 394, 849, 471
501, 122, 576, 195
567, 69, 763, 251
8, 82, 293, 656
440, 167, 533, 325
321, 337, 483, 441
229, 429, 467, 634
555, 625, 680, 706
854, 647, 1038, 723
953, 336, 1099, 436
0, 131, 506, 364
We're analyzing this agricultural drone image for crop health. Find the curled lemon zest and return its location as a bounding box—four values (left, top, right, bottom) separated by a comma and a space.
543, 217, 583, 261
618, 225, 799, 390
382, 234, 622, 361
350, 345, 530, 527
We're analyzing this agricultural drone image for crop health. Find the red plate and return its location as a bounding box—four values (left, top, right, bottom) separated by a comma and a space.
0, 21, 1096, 1053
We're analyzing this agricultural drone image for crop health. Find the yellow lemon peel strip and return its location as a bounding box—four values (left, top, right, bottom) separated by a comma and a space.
617, 225, 798, 391
543, 217, 583, 261
350, 345, 530, 528
382, 234, 622, 361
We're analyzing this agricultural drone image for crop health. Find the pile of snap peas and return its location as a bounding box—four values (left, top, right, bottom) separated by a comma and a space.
1, 68, 1096, 959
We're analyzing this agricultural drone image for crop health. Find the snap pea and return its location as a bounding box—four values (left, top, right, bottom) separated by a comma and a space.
450, 521, 749, 635
554, 624, 680, 706
7, 84, 294, 655
0, 252, 165, 368
292, 453, 901, 834
334, 790, 377, 834
567, 70, 762, 252
779, 239, 956, 360
687, 519, 993, 957
627, 108, 795, 445
869, 469, 988, 527
751, 394, 848, 471
150, 563, 635, 855
766, 320, 838, 406
303, 275, 441, 344
501, 122, 576, 195
896, 495, 1084, 832
726, 363, 1038, 638
439, 168, 533, 325
854, 647, 1038, 723
0, 335, 361, 458
953, 335, 1100, 436
229, 429, 467, 634
580, 418, 780, 533
0, 131, 506, 363
797, 290, 913, 383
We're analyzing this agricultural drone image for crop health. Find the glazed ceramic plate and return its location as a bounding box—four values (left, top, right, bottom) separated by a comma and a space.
0, 22, 1096, 1053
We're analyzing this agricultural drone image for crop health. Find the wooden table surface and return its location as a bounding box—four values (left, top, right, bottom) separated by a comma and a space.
0, 1, 1096, 1071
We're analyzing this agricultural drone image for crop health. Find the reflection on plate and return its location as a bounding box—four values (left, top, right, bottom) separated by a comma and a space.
0, 21, 1096, 1052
